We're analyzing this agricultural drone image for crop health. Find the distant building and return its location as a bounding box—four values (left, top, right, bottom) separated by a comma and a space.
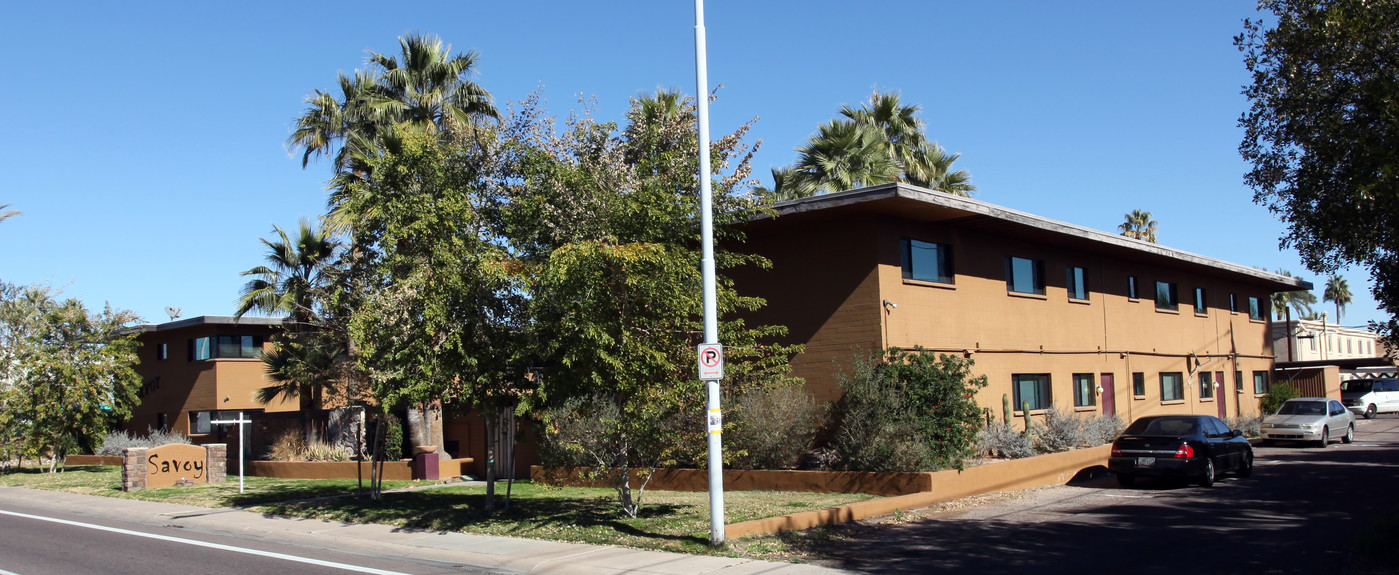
1271, 317, 1387, 363
729, 183, 1311, 422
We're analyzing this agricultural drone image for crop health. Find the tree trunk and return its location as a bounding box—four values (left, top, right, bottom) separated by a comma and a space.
483, 413, 496, 514
617, 434, 637, 518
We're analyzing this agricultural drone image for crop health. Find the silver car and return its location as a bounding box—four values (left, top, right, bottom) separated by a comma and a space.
1260, 397, 1356, 447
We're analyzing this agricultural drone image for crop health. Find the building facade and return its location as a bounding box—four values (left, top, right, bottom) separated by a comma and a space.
729, 183, 1310, 423
1272, 317, 1387, 363
125, 316, 295, 442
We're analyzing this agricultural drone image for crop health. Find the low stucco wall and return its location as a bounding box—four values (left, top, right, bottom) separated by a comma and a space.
65, 455, 123, 466
247, 458, 474, 481
725, 445, 1112, 538
531, 466, 931, 497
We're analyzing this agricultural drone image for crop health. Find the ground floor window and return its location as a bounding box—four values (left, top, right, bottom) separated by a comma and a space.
1253, 371, 1268, 394
1013, 374, 1052, 411
1235, 371, 1245, 394
1132, 372, 1145, 396
1198, 372, 1214, 399
1073, 373, 1095, 407
1161, 372, 1184, 401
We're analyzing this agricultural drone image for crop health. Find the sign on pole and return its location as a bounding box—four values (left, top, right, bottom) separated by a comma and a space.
698, 343, 723, 380
210, 411, 251, 493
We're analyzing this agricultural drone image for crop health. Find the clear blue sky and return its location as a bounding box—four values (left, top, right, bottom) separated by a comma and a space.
0, 1, 1383, 328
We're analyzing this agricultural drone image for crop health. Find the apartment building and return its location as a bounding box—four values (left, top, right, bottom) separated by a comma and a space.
729, 183, 1310, 422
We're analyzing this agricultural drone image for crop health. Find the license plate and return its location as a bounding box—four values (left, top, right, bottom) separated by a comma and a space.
1136, 457, 1155, 468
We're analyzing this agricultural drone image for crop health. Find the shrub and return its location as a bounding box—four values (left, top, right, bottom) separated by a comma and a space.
830, 348, 989, 472
265, 429, 307, 461
1035, 406, 1087, 453
95, 428, 192, 455
978, 421, 1036, 459
303, 441, 352, 462
537, 395, 619, 468
1226, 414, 1262, 437
1082, 414, 1127, 446
725, 385, 826, 469
1259, 383, 1300, 415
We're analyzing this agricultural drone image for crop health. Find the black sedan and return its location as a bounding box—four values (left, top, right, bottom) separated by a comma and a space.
1108, 414, 1254, 487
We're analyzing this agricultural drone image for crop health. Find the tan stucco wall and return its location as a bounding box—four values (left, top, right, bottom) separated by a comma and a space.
732, 211, 1283, 422
127, 322, 297, 438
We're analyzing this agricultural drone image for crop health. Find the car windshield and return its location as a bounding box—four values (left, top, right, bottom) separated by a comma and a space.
1277, 400, 1326, 415
1126, 417, 1198, 436
1341, 380, 1373, 393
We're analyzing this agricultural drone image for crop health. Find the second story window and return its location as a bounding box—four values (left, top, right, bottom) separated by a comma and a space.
1066, 266, 1088, 300
1127, 276, 1140, 300
1006, 256, 1045, 295
900, 238, 953, 284
1156, 281, 1179, 311
1248, 296, 1265, 320
190, 335, 263, 361
1193, 287, 1208, 314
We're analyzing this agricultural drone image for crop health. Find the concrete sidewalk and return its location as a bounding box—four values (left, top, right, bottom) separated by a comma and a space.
0, 486, 856, 574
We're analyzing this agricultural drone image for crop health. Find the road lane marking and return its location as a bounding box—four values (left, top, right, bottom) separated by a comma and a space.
0, 509, 410, 575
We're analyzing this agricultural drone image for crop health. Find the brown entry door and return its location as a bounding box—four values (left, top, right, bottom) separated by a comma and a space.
1100, 373, 1116, 417
1216, 371, 1227, 419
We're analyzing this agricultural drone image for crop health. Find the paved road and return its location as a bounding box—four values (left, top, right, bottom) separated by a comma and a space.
808, 416, 1399, 574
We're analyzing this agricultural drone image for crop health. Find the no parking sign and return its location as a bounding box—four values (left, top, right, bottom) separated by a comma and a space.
697, 343, 723, 380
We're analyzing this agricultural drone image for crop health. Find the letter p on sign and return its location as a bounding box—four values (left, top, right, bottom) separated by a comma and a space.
698, 343, 723, 380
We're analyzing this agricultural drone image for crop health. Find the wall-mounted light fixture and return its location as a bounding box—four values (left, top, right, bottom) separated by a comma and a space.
882, 299, 897, 310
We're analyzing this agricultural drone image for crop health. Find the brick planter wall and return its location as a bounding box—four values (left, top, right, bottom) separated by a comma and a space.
121, 448, 148, 491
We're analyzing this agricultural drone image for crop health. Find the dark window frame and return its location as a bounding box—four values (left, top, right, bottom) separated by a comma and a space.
900, 238, 955, 284
1248, 296, 1265, 320
1013, 373, 1052, 411
1193, 287, 1208, 315
1198, 372, 1214, 399
1066, 266, 1088, 300
1155, 281, 1179, 311
1127, 276, 1140, 300
1161, 372, 1184, 401
1132, 372, 1146, 396
1073, 373, 1095, 407
1006, 256, 1046, 296
1253, 371, 1268, 394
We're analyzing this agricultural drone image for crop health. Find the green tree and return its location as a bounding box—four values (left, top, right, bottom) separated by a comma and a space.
342, 126, 523, 502
0, 283, 141, 471
503, 90, 800, 517
770, 90, 974, 200
1118, 209, 1158, 243
831, 348, 988, 472
1324, 274, 1353, 323
1237, 0, 1399, 344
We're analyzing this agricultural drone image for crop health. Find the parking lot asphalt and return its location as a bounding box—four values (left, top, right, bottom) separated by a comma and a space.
799, 416, 1399, 574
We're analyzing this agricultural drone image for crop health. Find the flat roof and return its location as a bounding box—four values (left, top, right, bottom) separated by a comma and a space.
756, 183, 1312, 292
131, 315, 287, 333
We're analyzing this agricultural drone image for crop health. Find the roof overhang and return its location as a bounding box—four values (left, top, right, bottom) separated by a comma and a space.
750, 183, 1311, 292
129, 315, 287, 334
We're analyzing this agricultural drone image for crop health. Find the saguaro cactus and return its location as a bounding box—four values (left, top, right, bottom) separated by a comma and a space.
1002, 394, 1013, 424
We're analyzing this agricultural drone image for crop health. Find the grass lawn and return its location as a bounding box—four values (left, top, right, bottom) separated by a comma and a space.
0, 465, 876, 560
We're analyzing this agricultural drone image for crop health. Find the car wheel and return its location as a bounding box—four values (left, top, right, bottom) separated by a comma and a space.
1116, 473, 1135, 487
1317, 426, 1329, 448
1237, 450, 1254, 478
1365, 404, 1377, 419
1343, 424, 1355, 444
1261, 439, 1274, 447
1198, 459, 1215, 487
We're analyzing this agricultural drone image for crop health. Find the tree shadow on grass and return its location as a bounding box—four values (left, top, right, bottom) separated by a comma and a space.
256, 489, 708, 545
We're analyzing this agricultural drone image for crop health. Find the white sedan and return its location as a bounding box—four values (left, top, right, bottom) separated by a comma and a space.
1260, 397, 1356, 447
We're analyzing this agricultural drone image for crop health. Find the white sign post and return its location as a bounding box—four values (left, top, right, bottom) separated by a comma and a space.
210, 411, 251, 493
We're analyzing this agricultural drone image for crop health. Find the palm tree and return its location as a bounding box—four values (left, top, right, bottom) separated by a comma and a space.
0, 204, 19, 223
770, 90, 974, 200
1324, 274, 1352, 322
1270, 270, 1318, 320
1118, 210, 1158, 243
236, 219, 338, 324
287, 34, 500, 228
236, 220, 340, 424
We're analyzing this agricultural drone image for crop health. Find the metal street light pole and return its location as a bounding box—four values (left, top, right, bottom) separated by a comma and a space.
693, 0, 725, 546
